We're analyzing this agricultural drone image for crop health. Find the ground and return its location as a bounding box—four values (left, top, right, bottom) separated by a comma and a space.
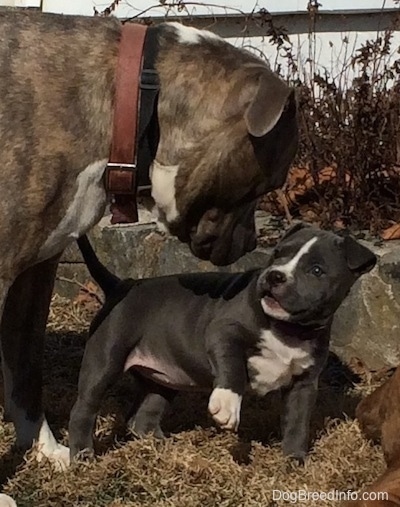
0, 294, 389, 507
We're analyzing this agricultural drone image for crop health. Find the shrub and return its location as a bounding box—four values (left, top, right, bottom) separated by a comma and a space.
258, 5, 400, 233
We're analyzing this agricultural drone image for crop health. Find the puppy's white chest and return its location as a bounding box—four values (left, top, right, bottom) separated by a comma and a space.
37, 159, 108, 262
247, 330, 314, 396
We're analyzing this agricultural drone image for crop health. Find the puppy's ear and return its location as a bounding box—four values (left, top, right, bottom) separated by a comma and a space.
281, 221, 313, 240
244, 72, 294, 137
343, 236, 377, 275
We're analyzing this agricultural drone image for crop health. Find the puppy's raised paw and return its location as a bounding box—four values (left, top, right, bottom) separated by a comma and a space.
208, 388, 242, 431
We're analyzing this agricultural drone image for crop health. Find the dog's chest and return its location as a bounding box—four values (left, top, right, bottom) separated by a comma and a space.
37, 159, 108, 262
247, 330, 315, 396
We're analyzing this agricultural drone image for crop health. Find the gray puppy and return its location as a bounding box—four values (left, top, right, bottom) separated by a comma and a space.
69, 223, 376, 461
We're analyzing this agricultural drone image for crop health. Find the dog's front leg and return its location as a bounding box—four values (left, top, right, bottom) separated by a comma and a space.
205, 322, 247, 432
0, 256, 69, 469
280, 374, 319, 463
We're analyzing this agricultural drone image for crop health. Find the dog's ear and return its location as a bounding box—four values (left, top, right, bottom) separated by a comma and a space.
224, 67, 294, 138
244, 71, 294, 137
281, 221, 313, 241
343, 236, 377, 275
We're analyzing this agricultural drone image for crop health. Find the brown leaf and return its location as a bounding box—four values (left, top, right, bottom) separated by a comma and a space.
333, 218, 346, 230
75, 281, 103, 309
348, 357, 369, 376
380, 223, 400, 240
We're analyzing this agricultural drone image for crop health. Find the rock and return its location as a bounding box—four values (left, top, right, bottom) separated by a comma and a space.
331, 245, 400, 369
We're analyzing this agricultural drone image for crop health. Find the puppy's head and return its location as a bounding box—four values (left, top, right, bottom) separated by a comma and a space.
257, 223, 377, 326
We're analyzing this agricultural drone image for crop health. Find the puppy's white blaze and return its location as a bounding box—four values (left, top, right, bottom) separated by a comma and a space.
0, 495, 17, 507
150, 160, 179, 222
36, 418, 70, 471
169, 21, 221, 44
276, 236, 318, 278
208, 388, 242, 431
248, 330, 314, 396
37, 158, 108, 261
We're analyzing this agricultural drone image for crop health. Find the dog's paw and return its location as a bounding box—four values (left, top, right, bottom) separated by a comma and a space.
72, 448, 95, 463
0, 494, 17, 507
128, 418, 165, 440
36, 419, 70, 471
282, 445, 307, 471
208, 388, 242, 431
37, 442, 70, 471
283, 455, 305, 473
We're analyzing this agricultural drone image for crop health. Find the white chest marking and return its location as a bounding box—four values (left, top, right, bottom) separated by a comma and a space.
248, 330, 315, 396
276, 237, 318, 279
37, 159, 108, 261
150, 160, 179, 223
168, 21, 222, 44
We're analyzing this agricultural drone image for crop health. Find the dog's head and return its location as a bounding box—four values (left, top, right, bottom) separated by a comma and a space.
151, 24, 298, 266
256, 223, 377, 326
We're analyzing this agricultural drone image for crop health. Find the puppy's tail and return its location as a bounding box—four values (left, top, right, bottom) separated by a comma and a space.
77, 235, 120, 297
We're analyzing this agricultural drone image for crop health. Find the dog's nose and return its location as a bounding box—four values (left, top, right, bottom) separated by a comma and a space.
267, 270, 287, 286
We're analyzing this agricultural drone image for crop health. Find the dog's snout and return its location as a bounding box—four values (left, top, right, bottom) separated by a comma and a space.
267, 270, 287, 286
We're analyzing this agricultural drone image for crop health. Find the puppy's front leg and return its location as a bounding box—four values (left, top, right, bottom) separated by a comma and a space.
205, 322, 247, 432
280, 374, 319, 463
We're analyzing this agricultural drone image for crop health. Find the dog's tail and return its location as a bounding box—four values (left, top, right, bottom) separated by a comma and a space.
77, 235, 120, 297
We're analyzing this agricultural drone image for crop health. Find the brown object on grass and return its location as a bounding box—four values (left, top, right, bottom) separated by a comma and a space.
342, 464, 400, 506
380, 224, 400, 241
344, 367, 400, 505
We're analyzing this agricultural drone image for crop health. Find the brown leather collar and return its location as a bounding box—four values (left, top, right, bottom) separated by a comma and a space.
106, 23, 148, 223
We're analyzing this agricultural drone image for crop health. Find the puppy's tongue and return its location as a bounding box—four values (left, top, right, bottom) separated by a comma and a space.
261, 295, 291, 321
263, 295, 284, 311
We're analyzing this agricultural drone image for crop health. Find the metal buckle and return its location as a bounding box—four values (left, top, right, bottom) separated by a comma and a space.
140, 69, 160, 91
107, 162, 137, 170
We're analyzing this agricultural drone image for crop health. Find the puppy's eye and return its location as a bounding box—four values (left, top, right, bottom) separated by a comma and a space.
310, 265, 324, 277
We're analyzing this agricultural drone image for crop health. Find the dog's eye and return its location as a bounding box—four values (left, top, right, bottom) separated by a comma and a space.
310, 265, 324, 277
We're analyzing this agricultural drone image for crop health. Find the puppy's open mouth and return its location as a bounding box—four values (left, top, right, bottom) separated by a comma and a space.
260, 292, 291, 321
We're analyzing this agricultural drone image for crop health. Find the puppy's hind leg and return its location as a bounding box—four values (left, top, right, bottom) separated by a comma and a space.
68, 324, 134, 460
127, 377, 176, 439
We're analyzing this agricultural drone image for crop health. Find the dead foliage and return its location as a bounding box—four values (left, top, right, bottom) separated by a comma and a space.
257, 7, 400, 236
0, 296, 388, 506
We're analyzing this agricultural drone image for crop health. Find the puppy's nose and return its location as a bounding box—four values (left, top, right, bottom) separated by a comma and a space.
267, 270, 287, 286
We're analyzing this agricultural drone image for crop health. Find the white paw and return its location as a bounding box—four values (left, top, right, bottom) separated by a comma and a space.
208, 388, 242, 431
36, 419, 70, 471
0, 494, 17, 507
37, 442, 70, 471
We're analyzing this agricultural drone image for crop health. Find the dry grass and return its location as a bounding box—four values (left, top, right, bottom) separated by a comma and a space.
0, 295, 388, 506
